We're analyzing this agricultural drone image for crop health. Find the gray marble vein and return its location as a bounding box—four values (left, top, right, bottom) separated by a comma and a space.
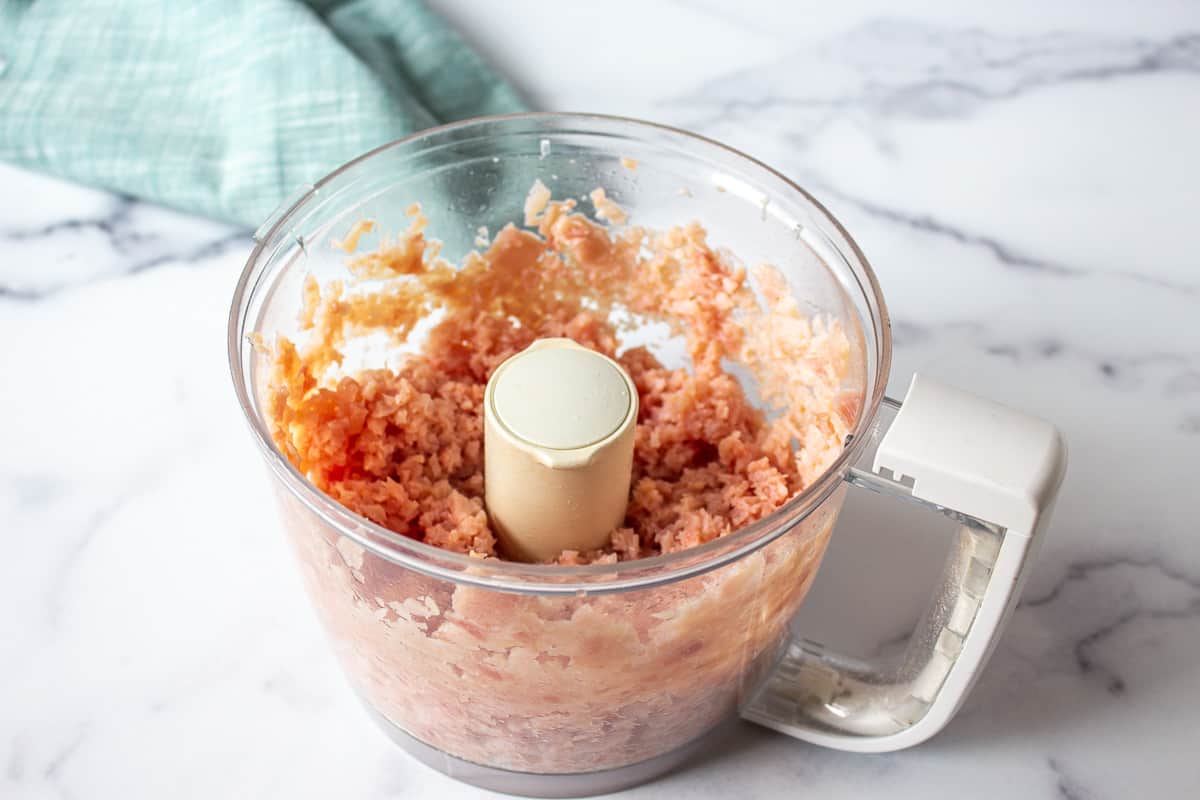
1048, 756, 1093, 800
815, 184, 1200, 296
668, 22, 1200, 126
0, 190, 242, 300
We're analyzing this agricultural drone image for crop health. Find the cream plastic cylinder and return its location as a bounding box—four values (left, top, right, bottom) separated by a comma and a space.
484, 339, 638, 562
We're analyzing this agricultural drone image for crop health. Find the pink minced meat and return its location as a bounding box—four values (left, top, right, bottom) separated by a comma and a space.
266, 186, 857, 564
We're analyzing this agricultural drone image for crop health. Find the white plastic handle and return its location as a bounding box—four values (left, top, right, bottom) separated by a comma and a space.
741, 374, 1067, 752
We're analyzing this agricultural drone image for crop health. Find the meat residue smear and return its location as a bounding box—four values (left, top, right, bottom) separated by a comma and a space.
263, 180, 858, 565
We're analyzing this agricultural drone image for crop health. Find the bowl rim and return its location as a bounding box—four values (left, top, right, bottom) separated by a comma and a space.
228, 111, 893, 594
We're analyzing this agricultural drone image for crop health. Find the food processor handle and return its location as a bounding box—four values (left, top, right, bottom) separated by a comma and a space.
740, 374, 1067, 753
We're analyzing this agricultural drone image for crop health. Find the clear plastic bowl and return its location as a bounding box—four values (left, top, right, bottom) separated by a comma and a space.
228, 113, 890, 796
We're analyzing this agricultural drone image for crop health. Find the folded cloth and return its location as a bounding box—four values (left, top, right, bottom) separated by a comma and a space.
0, 0, 528, 226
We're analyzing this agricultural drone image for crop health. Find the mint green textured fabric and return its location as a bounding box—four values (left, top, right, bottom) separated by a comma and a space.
0, 0, 528, 226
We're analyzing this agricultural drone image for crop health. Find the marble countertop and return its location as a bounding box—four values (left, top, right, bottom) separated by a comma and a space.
2, 1, 1197, 797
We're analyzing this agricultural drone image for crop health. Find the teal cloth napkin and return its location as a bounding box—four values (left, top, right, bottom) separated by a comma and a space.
0, 0, 528, 226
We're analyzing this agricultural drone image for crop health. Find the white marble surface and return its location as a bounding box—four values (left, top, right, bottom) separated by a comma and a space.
2, 2, 1198, 797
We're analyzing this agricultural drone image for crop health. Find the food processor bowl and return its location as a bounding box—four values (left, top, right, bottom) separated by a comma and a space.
229, 113, 1065, 797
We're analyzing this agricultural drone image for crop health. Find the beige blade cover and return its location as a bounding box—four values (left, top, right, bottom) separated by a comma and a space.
484, 338, 638, 562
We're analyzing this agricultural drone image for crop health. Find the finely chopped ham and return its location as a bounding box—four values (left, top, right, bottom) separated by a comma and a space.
262, 183, 862, 774
265, 185, 857, 565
